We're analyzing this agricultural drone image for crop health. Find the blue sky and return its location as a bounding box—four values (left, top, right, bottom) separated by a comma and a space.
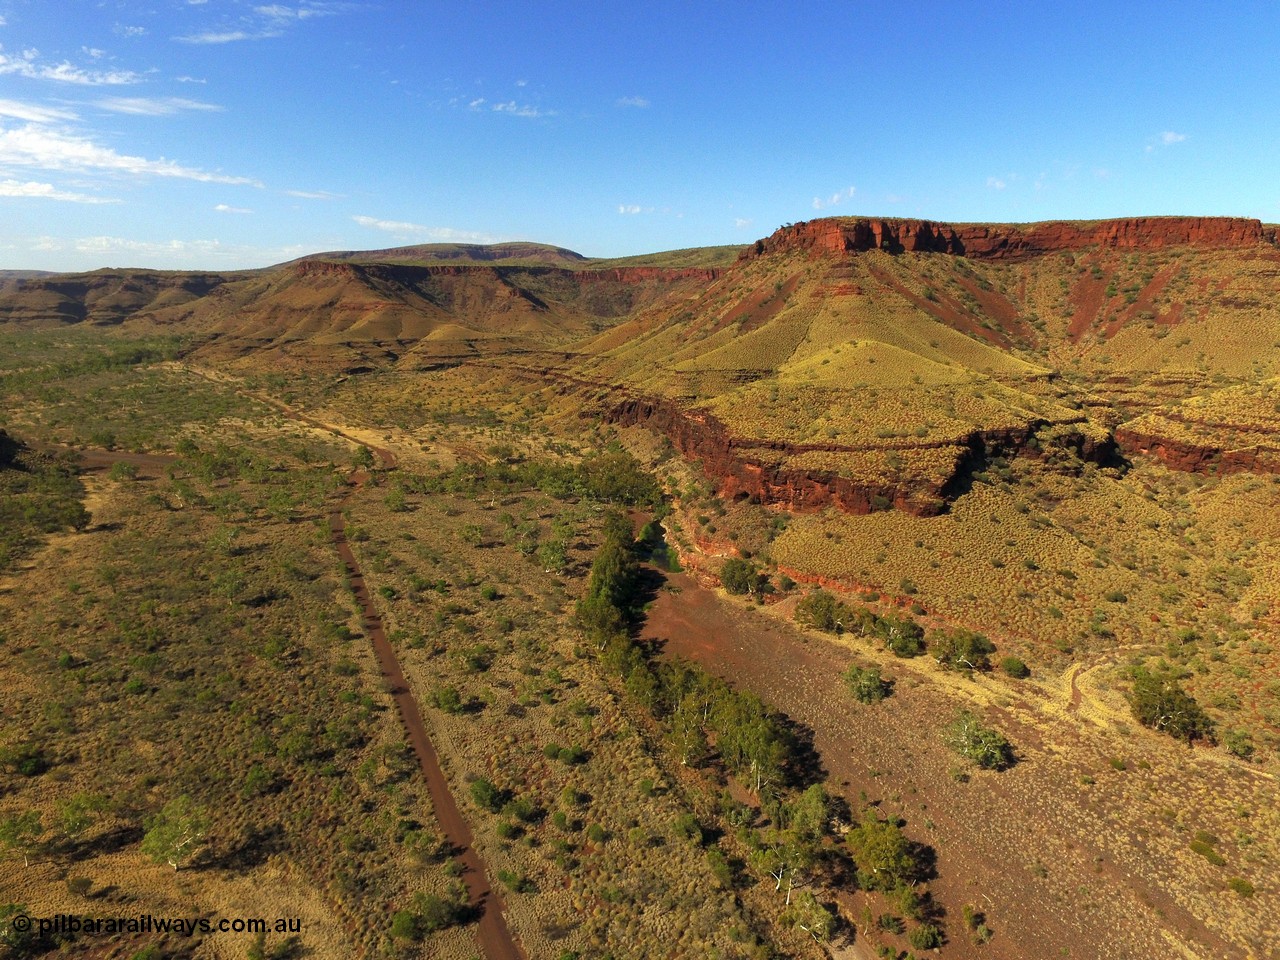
1, 1, 1277, 270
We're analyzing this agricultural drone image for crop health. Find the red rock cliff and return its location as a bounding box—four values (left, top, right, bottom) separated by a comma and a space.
742, 216, 1271, 262
607, 396, 1114, 517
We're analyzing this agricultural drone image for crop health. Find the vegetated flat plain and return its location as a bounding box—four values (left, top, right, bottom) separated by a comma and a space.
0, 217, 1277, 960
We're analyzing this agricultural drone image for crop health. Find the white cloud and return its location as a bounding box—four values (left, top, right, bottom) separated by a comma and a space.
256, 3, 349, 19
616, 96, 649, 108
353, 214, 428, 233
734, 217, 752, 229
95, 97, 223, 116
1147, 130, 1188, 153
114, 24, 147, 38
811, 185, 855, 210
0, 99, 78, 123
986, 176, 1006, 190
515, 79, 527, 87
175, 30, 266, 44
55, 234, 308, 267
176, 75, 206, 84
0, 179, 119, 203
491, 100, 553, 118
468, 98, 485, 109
0, 50, 141, 85
82, 47, 106, 59
0, 122, 261, 185
285, 188, 340, 199
618, 205, 641, 215
215, 203, 252, 214
352, 215, 495, 243
179, 2, 349, 41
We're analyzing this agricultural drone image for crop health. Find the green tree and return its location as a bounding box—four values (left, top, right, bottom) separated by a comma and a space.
1128, 668, 1214, 743
843, 664, 889, 703
668, 692, 709, 767
469, 777, 503, 813
946, 711, 1014, 770
795, 590, 852, 633
930, 628, 995, 672
0, 903, 37, 952
720, 557, 765, 597
57, 792, 108, 843
784, 891, 836, 943
877, 615, 925, 657
537, 539, 568, 574
0, 811, 43, 867
846, 810, 919, 892
141, 795, 209, 870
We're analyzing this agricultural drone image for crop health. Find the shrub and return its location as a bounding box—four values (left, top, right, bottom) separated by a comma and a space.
1128, 668, 1214, 743
880, 616, 925, 658
469, 777, 503, 813
843, 664, 889, 703
1227, 876, 1255, 897
721, 557, 764, 596
672, 813, 703, 844
795, 590, 852, 633
432, 686, 464, 714
845, 811, 919, 892
497, 869, 534, 893
946, 711, 1013, 770
909, 923, 944, 949
1000, 655, 1030, 678
1222, 729, 1254, 759
931, 628, 995, 671
1190, 838, 1225, 866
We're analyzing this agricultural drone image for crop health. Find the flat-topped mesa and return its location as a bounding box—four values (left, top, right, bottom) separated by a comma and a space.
742, 216, 1273, 262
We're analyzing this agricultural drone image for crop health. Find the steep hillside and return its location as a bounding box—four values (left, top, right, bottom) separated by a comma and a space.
0, 269, 247, 326
537, 217, 1280, 517
166, 259, 722, 372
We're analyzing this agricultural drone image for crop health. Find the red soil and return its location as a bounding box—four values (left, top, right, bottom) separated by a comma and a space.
638, 570, 1241, 960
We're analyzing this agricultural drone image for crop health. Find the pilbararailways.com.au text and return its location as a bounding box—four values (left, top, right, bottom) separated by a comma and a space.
10, 913, 303, 938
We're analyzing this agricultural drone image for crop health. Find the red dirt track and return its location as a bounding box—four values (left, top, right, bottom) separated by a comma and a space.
329, 480, 525, 960
64, 436, 524, 958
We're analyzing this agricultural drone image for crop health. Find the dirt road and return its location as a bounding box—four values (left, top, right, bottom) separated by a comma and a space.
329, 479, 524, 960
61, 394, 524, 959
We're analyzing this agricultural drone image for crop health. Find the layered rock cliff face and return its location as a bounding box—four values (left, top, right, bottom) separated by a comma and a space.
742, 216, 1273, 262
607, 396, 1114, 517
1114, 426, 1280, 476
0, 270, 237, 325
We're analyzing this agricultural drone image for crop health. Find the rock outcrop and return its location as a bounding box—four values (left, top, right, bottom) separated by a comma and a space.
608, 396, 1114, 517
742, 216, 1272, 263
1114, 426, 1280, 476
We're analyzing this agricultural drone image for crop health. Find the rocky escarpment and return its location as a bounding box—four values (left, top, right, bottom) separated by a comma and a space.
743, 216, 1273, 263
0, 270, 240, 325
1115, 425, 1280, 476
608, 396, 1115, 517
